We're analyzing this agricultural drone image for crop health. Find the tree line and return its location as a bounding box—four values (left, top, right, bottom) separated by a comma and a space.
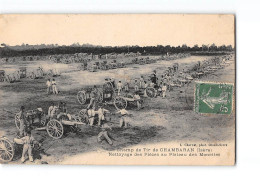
0, 43, 234, 57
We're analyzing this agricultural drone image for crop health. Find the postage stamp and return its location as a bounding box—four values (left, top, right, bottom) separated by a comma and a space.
194, 82, 234, 114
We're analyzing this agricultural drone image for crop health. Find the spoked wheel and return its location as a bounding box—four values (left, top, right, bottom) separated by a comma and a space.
114, 97, 128, 110
146, 87, 156, 98
14, 114, 21, 130
0, 137, 14, 162
77, 91, 87, 105
78, 109, 88, 123
46, 120, 64, 139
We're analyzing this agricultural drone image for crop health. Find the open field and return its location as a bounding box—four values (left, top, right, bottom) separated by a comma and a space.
0, 54, 235, 164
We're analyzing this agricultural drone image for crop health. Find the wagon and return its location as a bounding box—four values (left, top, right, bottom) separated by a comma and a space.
0, 136, 41, 163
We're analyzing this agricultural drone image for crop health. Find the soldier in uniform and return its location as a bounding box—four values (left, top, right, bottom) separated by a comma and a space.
14, 129, 40, 163
97, 104, 110, 126
87, 85, 98, 109
97, 123, 113, 145
116, 108, 131, 128
18, 106, 28, 137
88, 106, 97, 126
117, 80, 123, 95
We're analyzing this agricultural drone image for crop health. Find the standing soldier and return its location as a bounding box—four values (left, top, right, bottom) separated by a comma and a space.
133, 92, 142, 110
18, 106, 28, 137
87, 85, 98, 109
117, 80, 123, 95
116, 108, 130, 128
134, 79, 139, 91
48, 102, 57, 119
46, 79, 52, 94
88, 106, 97, 126
139, 76, 144, 88
124, 81, 129, 92
162, 83, 167, 98
97, 105, 110, 126
143, 81, 148, 97
52, 79, 58, 94
14, 129, 40, 163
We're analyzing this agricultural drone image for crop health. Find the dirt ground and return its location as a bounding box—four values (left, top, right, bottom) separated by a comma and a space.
0, 55, 235, 164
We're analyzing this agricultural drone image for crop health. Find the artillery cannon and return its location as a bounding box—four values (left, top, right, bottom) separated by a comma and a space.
77, 80, 128, 110
14, 107, 85, 140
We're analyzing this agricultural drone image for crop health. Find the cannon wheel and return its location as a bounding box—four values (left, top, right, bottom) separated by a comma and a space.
14, 114, 21, 130
0, 137, 14, 162
114, 96, 128, 110
77, 90, 87, 105
146, 87, 156, 98
46, 120, 64, 139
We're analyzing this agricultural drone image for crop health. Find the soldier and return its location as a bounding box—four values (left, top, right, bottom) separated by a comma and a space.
143, 81, 148, 97
14, 129, 40, 163
116, 108, 130, 128
97, 105, 110, 126
134, 79, 139, 91
52, 79, 58, 94
48, 102, 58, 119
87, 86, 98, 109
162, 83, 167, 98
117, 80, 123, 95
133, 92, 142, 110
46, 79, 51, 94
97, 123, 113, 145
58, 102, 72, 120
124, 80, 129, 92
139, 76, 144, 88
88, 106, 97, 126
18, 106, 28, 137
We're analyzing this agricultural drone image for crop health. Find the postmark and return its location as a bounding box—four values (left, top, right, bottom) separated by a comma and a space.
194, 82, 234, 114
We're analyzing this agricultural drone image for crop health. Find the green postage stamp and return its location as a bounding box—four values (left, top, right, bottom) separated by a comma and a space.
194, 82, 234, 114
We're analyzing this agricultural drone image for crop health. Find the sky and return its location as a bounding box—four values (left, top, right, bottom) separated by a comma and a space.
0, 14, 235, 47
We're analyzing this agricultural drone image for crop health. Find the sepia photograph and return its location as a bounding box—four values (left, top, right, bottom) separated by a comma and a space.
0, 14, 235, 165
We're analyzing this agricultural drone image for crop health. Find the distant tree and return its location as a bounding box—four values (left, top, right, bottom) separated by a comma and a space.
193, 44, 200, 51
218, 45, 227, 51
202, 44, 209, 52
209, 43, 217, 51
226, 45, 233, 51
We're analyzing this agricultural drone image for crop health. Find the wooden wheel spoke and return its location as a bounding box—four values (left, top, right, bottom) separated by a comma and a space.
5, 150, 12, 158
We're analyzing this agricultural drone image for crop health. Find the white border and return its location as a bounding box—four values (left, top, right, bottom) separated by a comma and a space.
1, 0, 260, 176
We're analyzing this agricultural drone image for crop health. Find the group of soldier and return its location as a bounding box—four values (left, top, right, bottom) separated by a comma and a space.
46, 78, 59, 94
